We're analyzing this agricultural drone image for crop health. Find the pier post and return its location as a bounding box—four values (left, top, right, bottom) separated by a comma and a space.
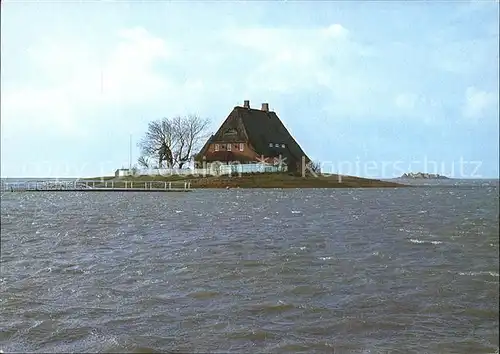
111, 181, 114, 189
184, 182, 187, 190
125, 181, 128, 189
105, 181, 108, 188
92, 181, 95, 188
131, 182, 133, 189
169, 182, 171, 190
164, 182, 167, 190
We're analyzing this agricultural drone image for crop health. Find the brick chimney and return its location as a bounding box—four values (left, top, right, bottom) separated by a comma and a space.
243, 100, 250, 108
261, 103, 269, 112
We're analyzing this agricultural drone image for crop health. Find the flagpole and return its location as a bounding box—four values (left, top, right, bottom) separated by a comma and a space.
129, 134, 132, 172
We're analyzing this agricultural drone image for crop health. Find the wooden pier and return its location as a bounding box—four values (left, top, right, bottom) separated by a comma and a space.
1, 180, 192, 193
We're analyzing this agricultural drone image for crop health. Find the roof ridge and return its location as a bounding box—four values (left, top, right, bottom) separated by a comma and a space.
195, 104, 310, 167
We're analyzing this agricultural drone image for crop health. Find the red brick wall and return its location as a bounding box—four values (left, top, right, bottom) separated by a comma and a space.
205, 142, 259, 162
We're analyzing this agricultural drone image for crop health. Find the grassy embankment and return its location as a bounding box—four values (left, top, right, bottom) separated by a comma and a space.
83, 172, 405, 188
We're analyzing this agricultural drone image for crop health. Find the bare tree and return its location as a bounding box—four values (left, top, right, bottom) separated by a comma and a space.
137, 156, 152, 169
309, 161, 322, 174
172, 115, 211, 169
138, 118, 175, 168
302, 159, 322, 177
131, 165, 139, 176
138, 115, 210, 169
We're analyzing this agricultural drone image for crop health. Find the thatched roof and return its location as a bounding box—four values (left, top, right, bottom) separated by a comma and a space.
196, 103, 310, 164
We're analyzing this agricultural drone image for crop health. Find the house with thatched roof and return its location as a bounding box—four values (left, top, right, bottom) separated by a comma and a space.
195, 100, 311, 174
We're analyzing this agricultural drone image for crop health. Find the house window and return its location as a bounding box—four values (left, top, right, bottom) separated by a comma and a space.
282, 144, 285, 148
275, 143, 280, 148
215, 144, 219, 151
269, 143, 273, 147
227, 144, 231, 151
223, 128, 237, 137
221, 144, 226, 149
239, 143, 244, 151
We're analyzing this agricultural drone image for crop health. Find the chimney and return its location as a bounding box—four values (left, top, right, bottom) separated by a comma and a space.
261, 103, 269, 112
243, 100, 250, 109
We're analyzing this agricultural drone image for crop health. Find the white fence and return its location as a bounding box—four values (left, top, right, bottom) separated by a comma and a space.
121, 163, 288, 177
1, 180, 192, 192
136, 168, 205, 176
219, 163, 287, 175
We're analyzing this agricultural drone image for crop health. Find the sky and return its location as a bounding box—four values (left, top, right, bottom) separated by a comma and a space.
1, 0, 499, 179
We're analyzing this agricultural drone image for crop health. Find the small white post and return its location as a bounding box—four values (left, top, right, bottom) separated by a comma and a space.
164, 182, 167, 190
169, 182, 172, 190
111, 181, 114, 189
105, 181, 108, 188
92, 181, 95, 188
184, 182, 187, 190
131, 182, 133, 189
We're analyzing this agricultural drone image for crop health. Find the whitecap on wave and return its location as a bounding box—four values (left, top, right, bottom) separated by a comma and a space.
409, 239, 442, 245
458, 271, 499, 277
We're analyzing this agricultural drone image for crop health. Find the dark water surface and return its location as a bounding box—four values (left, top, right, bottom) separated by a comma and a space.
1, 184, 499, 353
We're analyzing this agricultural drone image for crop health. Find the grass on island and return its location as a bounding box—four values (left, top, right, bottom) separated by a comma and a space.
83, 172, 405, 188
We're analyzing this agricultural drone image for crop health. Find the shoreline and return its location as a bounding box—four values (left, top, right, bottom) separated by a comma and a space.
83, 172, 407, 189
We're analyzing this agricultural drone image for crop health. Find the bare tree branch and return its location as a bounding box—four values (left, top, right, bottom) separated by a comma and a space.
137, 156, 151, 169
172, 115, 210, 168
138, 118, 175, 168
137, 115, 211, 169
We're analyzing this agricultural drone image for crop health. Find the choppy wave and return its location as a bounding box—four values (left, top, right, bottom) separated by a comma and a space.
458, 271, 499, 277
1, 186, 498, 353
409, 238, 443, 245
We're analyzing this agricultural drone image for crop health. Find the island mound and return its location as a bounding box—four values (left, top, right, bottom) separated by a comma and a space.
87, 172, 406, 189
398, 172, 450, 180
